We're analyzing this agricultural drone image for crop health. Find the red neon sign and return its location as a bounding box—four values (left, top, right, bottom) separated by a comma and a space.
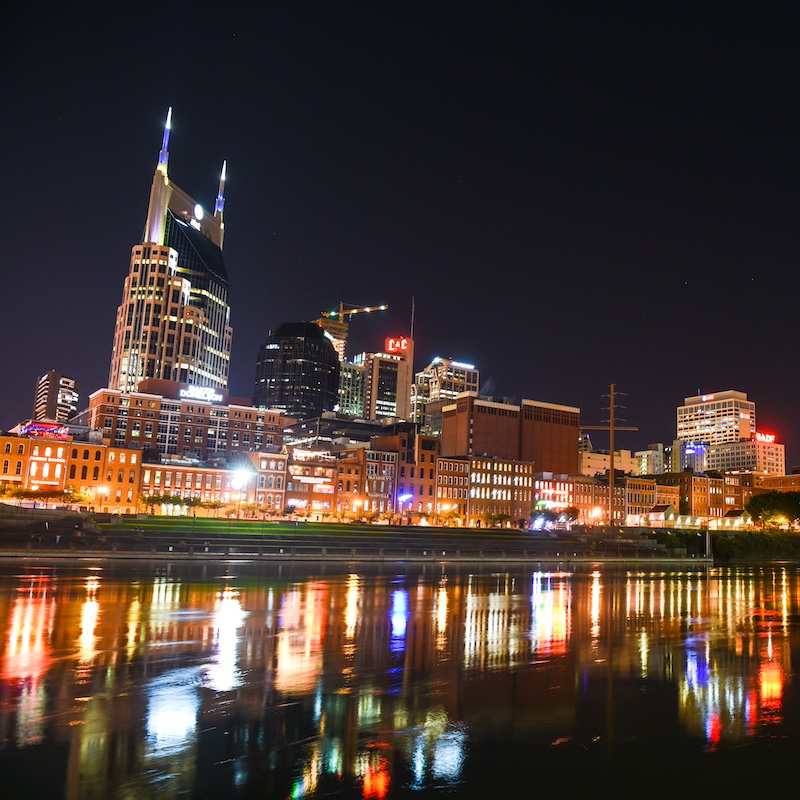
385, 336, 409, 353
756, 432, 776, 443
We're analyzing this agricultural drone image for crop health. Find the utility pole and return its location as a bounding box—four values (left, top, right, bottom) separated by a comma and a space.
582, 384, 638, 527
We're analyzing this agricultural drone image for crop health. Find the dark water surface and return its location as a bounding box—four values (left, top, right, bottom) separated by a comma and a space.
1, 558, 799, 798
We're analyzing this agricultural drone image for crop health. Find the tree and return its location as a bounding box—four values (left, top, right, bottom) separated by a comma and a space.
746, 491, 800, 527
137, 493, 160, 515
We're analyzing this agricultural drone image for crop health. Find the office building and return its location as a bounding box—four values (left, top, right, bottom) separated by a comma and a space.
677, 390, 755, 446
440, 392, 580, 475
252, 322, 340, 421
109, 108, 232, 393
353, 336, 414, 421
411, 357, 479, 429
33, 369, 79, 423
78, 379, 290, 462
707, 437, 785, 476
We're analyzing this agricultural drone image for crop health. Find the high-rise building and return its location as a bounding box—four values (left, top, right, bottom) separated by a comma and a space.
109, 108, 232, 393
33, 370, 79, 423
354, 343, 414, 422
411, 357, 479, 431
252, 322, 340, 421
440, 392, 580, 475
676, 390, 755, 446
707, 438, 785, 476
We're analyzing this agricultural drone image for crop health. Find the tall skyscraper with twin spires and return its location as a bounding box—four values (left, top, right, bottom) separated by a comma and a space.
108, 108, 233, 393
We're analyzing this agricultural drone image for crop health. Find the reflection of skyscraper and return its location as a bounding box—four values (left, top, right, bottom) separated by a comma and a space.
109, 108, 232, 393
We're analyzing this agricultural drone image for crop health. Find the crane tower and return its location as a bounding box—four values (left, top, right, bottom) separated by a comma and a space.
315, 301, 388, 361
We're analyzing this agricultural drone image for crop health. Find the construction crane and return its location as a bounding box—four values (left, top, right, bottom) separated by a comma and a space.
315, 301, 388, 361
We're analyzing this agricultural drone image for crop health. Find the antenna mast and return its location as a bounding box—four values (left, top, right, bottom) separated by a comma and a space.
581, 383, 638, 527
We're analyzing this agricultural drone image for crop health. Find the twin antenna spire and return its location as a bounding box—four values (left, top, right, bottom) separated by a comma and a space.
156, 107, 227, 219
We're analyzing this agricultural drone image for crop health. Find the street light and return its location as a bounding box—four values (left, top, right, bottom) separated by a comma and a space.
231, 469, 253, 519
398, 493, 412, 526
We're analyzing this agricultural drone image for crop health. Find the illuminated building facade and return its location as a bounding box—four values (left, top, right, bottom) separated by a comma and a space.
1, 423, 143, 513
33, 370, 79, 423
635, 443, 666, 475
466, 456, 535, 527
333, 446, 397, 518
79, 379, 290, 461
435, 456, 470, 523
441, 392, 580, 475
411, 357, 479, 429
580, 448, 637, 477
372, 431, 439, 521
707, 436, 785, 476
353, 336, 414, 421
109, 109, 232, 393
251, 451, 288, 515
283, 447, 339, 520
677, 390, 755, 446
252, 322, 340, 421
337, 361, 365, 417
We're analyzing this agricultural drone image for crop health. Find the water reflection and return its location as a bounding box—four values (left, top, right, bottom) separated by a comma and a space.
1, 562, 799, 797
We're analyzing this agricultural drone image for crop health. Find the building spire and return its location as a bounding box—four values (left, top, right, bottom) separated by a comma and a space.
157, 107, 172, 176
214, 160, 226, 248
144, 107, 174, 244
214, 160, 226, 216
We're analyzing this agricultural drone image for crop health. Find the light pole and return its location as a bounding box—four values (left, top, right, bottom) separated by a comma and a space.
231, 469, 254, 520
398, 493, 412, 526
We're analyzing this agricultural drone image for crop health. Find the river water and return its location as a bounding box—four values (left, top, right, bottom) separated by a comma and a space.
1, 558, 798, 798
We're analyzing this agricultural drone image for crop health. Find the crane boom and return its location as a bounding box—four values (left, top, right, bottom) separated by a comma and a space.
314, 301, 388, 362
321, 302, 388, 319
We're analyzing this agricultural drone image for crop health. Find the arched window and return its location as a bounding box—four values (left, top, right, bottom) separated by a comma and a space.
72, 448, 78, 458
32, 446, 40, 456
95, 451, 101, 461
93, 466, 99, 480
17, 445, 24, 454
118, 470, 124, 483
45, 447, 52, 457
69, 465, 76, 479
83, 449, 90, 460
119, 453, 126, 464
81, 465, 88, 480
3, 443, 10, 454
1, 460, 8, 474
57, 447, 64, 458
30, 462, 38, 476
108, 452, 115, 462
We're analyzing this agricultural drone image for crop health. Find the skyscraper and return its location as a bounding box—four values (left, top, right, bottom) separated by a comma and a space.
252, 322, 340, 421
33, 369, 79, 423
411, 357, 479, 431
109, 108, 232, 393
676, 390, 755, 446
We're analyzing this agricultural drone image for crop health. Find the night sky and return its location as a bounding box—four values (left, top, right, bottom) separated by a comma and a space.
3, 4, 799, 465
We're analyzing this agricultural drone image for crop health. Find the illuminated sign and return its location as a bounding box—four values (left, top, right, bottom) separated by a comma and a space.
292, 449, 335, 461
19, 421, 69, 440
179, 386, 223, 403
385, 336, 410, 354
701, 394, 715, 402
756, 432, 776, 443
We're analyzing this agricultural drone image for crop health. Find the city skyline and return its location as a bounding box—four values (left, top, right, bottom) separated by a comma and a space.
3, 5, 799, 465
